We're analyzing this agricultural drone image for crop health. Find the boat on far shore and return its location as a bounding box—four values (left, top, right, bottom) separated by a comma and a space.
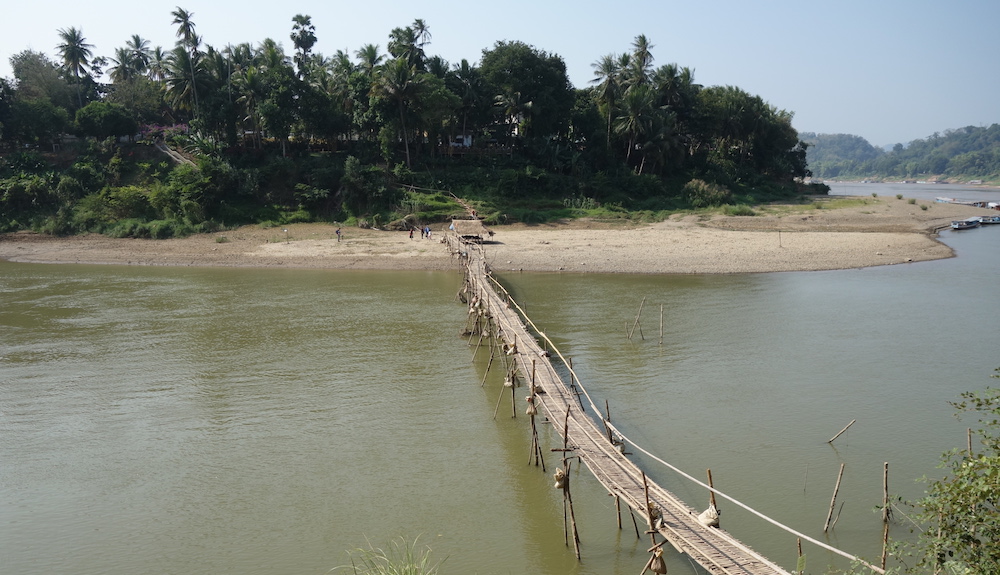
951, 217, 983, 230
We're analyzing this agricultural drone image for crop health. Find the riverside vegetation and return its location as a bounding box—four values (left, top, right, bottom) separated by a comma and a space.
1, 12, 820, 236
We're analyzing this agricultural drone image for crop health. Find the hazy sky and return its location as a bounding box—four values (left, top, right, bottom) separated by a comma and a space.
2, 0, 996, 147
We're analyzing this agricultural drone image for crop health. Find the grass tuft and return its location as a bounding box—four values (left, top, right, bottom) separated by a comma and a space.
335, 537, 444, 575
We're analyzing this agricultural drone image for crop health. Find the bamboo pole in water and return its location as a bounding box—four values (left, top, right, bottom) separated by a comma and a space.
824, 463, 846, 532
828, 419, 856, 443
659, 304, 663, 346
882, 462, 890, 523
628, 297, 646, 340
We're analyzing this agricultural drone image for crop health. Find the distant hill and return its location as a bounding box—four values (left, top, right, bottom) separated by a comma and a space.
802, 125, 1000, 182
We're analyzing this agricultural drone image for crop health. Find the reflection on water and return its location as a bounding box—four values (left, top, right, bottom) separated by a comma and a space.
2, 217, 998, 574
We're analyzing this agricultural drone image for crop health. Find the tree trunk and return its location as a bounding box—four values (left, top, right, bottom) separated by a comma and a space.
398, 101, 411, 168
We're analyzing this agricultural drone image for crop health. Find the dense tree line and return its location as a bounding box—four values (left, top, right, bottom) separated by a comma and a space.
0, 10, 813, 235
803, 125, 1000, 181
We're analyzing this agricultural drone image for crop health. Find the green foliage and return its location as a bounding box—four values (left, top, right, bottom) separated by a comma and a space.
900, 382, 1000, 574
723, 203, 757, 216
684, 178, 732, 208
337, 537, 443, 575
75, 101, 137, 141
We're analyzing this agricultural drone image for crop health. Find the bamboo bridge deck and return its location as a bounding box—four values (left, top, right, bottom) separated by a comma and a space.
448, 235, 792, 575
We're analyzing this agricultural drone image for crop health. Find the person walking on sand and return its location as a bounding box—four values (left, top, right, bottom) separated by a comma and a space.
409, 228, 414, 240
420, 226, 425, 239
336, 227, 341, 242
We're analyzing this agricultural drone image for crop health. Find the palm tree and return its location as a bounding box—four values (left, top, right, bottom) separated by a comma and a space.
126, 35, 152, 75
627, 34, 654, 87
614, 83, 656, 165
148, 46, 167, 82
234, 66, 265, 147
590, 53, 623, 147
355, 44, 384, 77
164, 45, 204, 116
171, 7, 200, 115
56, 26, 93, 108
109, 47, 138, 84
451, 59, 481, 145
388, 26, 424, 69
374, 58, 423, 167
411, 19, 432, 48
494, 89, 531, 147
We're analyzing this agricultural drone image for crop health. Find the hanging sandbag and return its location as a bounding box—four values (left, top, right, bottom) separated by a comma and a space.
697, 504, 721, 528
553, 468, 566, 489
650, 547, 667, 574
525, 395, 537, 416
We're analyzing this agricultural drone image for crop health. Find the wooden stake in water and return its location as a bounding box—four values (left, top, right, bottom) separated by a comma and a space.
628, 297, 646, 340
659, 304, 664, 346
824, 463, 846, 532
828, 419, 856, 443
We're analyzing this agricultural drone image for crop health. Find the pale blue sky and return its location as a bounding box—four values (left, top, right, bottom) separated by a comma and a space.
2, 0, 997, 146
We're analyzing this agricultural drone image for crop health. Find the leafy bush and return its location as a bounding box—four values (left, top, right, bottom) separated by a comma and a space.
684, 179, 732, 208
723, 204, 757, 216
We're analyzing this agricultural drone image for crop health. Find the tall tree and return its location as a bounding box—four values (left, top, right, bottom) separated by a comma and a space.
55, 26, 93, 108
628, 34, 654, 86
126, 35, 152, 75
591, 53, 624, 148
171, 7, 200, 115
614, 82, 656, 166
388, 25, 424, 70
290, 14, 317, 79
355, 44, 383, 77
480, 40, 574, 143
373, 58, 423, 167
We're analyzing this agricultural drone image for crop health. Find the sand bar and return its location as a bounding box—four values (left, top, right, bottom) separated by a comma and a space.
0, 197, 994, 274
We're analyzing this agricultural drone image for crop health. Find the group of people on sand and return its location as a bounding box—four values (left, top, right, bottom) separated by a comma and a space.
411, 225, 432, 240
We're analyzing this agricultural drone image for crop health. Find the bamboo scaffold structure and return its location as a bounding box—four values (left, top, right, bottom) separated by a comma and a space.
446, 234, 886, 575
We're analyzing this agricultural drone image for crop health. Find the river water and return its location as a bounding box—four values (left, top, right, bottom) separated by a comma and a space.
2, 186, 998, 574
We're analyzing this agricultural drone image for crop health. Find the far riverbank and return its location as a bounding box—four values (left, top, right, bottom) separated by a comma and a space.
1, 196, 994, 274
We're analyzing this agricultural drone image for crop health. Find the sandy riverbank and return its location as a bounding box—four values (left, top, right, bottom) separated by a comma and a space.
0, 197, 994, 274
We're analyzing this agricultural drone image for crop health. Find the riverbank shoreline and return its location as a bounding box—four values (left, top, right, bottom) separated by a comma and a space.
1, 197, 995, 274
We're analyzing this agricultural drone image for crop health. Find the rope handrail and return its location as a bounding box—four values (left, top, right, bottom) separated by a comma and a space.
478, 260, 885, 575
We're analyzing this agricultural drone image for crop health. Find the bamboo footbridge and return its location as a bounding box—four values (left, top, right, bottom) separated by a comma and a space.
444, 232, 885, 575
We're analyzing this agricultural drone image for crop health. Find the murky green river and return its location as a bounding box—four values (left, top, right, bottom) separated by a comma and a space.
2, 217, 998, 574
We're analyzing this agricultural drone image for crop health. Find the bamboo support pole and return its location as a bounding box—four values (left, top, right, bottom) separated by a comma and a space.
479, 345, 495, 387
628, 297, 646, 340
828, 419, 856, 443
629, 504, 641, 539
604, 400, 614, 443
492, 385, 506, 420
707, 468, 717, 509
824, 463, 846, 532
882, 462, 890, 523
566, 460, 581, 560
510, 372, 517, 419
658, 304, 663, 346
641, 472, 660, 573
471, 318, 488, 361
797, 538, 803, 575
616, 495, 622, 530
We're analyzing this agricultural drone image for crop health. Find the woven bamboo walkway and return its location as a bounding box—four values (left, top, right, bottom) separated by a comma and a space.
448, 235, 792, 575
